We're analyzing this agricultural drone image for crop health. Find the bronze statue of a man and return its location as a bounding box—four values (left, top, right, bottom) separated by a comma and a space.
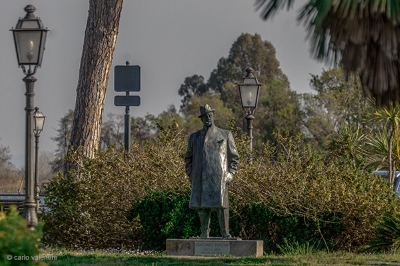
185, 104, 240, 238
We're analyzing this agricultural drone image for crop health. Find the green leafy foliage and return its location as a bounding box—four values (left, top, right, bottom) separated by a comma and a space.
365, 103, 400, 188
302, 67, 370, 150
129, 190, 199, 251
177, 33, 302, 149
183, 93, 235, 135
0, 206, 45, 266
235, 203, 344, 253
277, 238, 319, 256
129, 191, 344, 253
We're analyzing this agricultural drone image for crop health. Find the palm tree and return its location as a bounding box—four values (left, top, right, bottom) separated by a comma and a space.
365, 104, 400, 189
373, 105, 400, 188
365, 130, 389, 169
255, 0, 400, 107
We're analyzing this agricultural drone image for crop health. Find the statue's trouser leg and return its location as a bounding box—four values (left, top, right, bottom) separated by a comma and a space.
199, 209, 211, 238
217, 208, 231, 238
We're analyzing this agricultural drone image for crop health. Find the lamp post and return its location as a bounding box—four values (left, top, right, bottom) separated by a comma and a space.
238, 68, 261, 153
11, 5, 48, 230
33, 108, 45, 214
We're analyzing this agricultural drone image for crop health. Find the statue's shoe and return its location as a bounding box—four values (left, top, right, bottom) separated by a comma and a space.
221, 233, 232, 239
200, 232, 209, 238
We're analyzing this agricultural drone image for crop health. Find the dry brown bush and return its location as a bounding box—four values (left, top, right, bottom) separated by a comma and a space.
0, 170, 23, 193
230, 131, 399, 250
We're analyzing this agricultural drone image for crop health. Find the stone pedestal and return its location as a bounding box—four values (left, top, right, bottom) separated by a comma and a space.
166, 238, 263, 257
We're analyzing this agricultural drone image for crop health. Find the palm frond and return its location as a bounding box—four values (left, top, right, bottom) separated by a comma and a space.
364, 130, 389, 170
257, 0, 400, 107
255, 0, 295, 20
361, 213, 400, 252
373, 104, 400, 130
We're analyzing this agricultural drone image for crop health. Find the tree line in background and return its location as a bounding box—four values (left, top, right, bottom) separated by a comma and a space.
50, 34, 400, 186
62, 0, 400, 179
1, 33, 400, 192
0, 141, 54, 193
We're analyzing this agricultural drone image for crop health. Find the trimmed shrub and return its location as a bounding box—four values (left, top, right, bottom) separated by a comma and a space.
131, 191, 344, 253
129, 190, 199, 250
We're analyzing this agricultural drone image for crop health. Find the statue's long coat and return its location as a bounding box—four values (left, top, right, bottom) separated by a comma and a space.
185, 125, 239, 209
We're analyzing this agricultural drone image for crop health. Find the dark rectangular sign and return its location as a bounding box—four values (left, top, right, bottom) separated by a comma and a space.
114, 95, 140, 106
114, 65, 140, 92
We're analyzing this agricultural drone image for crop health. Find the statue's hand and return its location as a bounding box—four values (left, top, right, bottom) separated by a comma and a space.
186, 168, 192, 183
226, 172, 234, 185
186, 167, 192, 177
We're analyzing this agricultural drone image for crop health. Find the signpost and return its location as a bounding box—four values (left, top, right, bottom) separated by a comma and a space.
114, 62, 140, 151
114, 64, 140, 92
114, 95, 140, 106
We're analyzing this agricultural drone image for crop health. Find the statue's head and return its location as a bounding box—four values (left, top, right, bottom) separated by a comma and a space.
198, 104, 214, 128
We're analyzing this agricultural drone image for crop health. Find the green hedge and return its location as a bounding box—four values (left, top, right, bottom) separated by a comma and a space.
129, 190, 198, 250
131, 190, 345, 253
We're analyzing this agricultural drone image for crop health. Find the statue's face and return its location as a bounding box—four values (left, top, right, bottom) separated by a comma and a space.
201, 112, 214, 127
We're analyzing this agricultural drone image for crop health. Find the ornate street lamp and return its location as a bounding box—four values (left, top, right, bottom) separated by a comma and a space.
33, 108, 45, 214
10, 5, 48, 230
238, 68, 261, 153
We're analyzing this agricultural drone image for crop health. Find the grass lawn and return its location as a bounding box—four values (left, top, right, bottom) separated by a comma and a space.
40, 249, 400, 265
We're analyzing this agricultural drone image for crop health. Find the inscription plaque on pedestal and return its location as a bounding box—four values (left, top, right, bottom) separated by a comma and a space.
166, 239, 263, 257
194, 241, 229, 256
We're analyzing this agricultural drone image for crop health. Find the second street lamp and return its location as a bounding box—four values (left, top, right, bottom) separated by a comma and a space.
33, 108, 45, 214
238, 68, 261, 153
10, 5, 48, 230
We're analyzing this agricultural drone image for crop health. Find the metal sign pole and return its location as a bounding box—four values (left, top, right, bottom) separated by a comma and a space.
114, 61, 140, 152
124, 96, 130, 151
124, 61, 130, 152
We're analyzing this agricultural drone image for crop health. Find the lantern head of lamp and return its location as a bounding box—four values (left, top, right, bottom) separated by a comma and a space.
10, 5, 48, 73
238, 68, 261, 115
33, 107, 45, 135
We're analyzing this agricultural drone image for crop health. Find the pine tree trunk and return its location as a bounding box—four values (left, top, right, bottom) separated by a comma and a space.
70, 0, 123, 159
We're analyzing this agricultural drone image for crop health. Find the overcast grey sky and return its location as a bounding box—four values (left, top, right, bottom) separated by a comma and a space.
0, 0, 326, 166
